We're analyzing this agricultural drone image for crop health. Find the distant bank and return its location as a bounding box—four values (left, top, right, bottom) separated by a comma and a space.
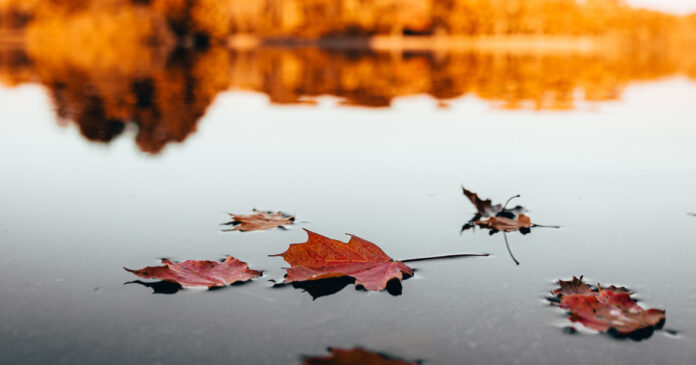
228, 34, 599, 54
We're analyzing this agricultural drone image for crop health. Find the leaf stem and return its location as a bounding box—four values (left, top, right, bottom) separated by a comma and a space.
400, 253, 489, 263
532, 224, 561, 229
502, 194, 521, 211
503, 233, 520, 266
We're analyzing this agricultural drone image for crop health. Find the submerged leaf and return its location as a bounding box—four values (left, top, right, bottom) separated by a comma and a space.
271, 229, 413, 291
552, 276, 665, 338
303, 347, 418, 365
124, 256, 261, 288
223, 209, 295, 232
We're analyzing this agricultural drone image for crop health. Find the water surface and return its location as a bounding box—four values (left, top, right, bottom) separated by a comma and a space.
1, 49, 695, 364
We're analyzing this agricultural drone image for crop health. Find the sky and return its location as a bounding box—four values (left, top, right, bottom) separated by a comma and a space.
627, 0, 696, 14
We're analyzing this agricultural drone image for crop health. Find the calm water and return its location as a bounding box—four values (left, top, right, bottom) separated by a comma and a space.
1, 48, 695, 364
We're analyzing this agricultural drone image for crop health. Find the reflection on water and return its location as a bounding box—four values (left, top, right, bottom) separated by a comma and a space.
125, 280, 183, 295
278, 276, 405, 300
1, 44, 696, 153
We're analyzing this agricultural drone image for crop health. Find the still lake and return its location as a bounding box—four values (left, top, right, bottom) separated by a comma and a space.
1, 48, 695, 364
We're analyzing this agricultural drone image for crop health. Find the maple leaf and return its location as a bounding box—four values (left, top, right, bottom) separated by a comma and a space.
271, 229, 413, 291
223, 209, 295, 232
302, 347, 418, 365
124, 256, 262, 288
551, 276, 665, 339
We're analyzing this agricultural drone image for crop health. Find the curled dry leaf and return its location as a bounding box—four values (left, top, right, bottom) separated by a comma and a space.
551, 275, 593, 297
124, 256, 261, 288
552, 276, 665, 337
303, 347, 418, 365
461, 187, 527, 232
224, 209, 295, 232
474, 214, 533, 234
271, 229, 413, 291
462, 187, 502, 217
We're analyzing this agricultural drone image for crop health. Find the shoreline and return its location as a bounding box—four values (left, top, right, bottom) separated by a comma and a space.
2, 32, 617, 54
228, 34, 600, 53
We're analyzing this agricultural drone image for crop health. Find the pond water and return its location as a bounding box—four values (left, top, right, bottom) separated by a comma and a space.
1, 48, 695, 364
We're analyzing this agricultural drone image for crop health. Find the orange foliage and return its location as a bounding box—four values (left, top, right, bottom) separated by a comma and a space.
1, 0, 696, 153
3, 0, 696, 41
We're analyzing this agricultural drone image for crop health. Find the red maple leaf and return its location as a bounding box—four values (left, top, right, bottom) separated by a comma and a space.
302, 347, 418, 365
552, 276, 665, 337
124, 256, 262, 288
271, 229, 413, 291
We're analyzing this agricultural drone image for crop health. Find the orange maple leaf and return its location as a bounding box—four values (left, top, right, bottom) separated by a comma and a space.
271, 229, 413, 291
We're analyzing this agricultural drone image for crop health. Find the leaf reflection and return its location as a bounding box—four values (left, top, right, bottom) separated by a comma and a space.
273, 276, 408, 300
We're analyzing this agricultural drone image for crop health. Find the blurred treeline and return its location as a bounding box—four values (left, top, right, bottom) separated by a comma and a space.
2, 0, 696, 42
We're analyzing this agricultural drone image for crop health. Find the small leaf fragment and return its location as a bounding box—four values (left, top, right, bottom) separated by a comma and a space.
224, 209, 295, 232
462, 187, 501, 217
474, 214, 533, 233
552, 276, 593, 297
124, 256, 261, 288
303, 347, 418, 365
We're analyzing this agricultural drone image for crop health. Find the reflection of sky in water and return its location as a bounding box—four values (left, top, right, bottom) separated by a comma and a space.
0, 79, 695, 364
627, 0, 696, 14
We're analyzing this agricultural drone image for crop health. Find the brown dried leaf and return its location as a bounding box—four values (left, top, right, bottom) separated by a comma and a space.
224, 209, 295, 232
474, 214, 533, 233
462, 187, 501, 217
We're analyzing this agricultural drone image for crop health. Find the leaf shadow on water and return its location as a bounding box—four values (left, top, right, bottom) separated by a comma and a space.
271, 276, 409, 300
124, 280, 183, 294
124, 278, 255, 295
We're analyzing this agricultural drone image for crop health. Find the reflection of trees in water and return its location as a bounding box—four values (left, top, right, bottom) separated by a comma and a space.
229, 48, 687, 110
1, 45, 694, 153
33, 47, 230, 154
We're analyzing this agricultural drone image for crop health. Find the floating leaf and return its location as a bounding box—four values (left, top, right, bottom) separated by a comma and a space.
223, 209, 295, 232
474, 214, 534, 234
462, 187, 502, 217
124, 256, 261, 288
551, 276, 665, 339
302, 347, 418, 365
461, 187, 526, 232
271, 229, 413, 291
